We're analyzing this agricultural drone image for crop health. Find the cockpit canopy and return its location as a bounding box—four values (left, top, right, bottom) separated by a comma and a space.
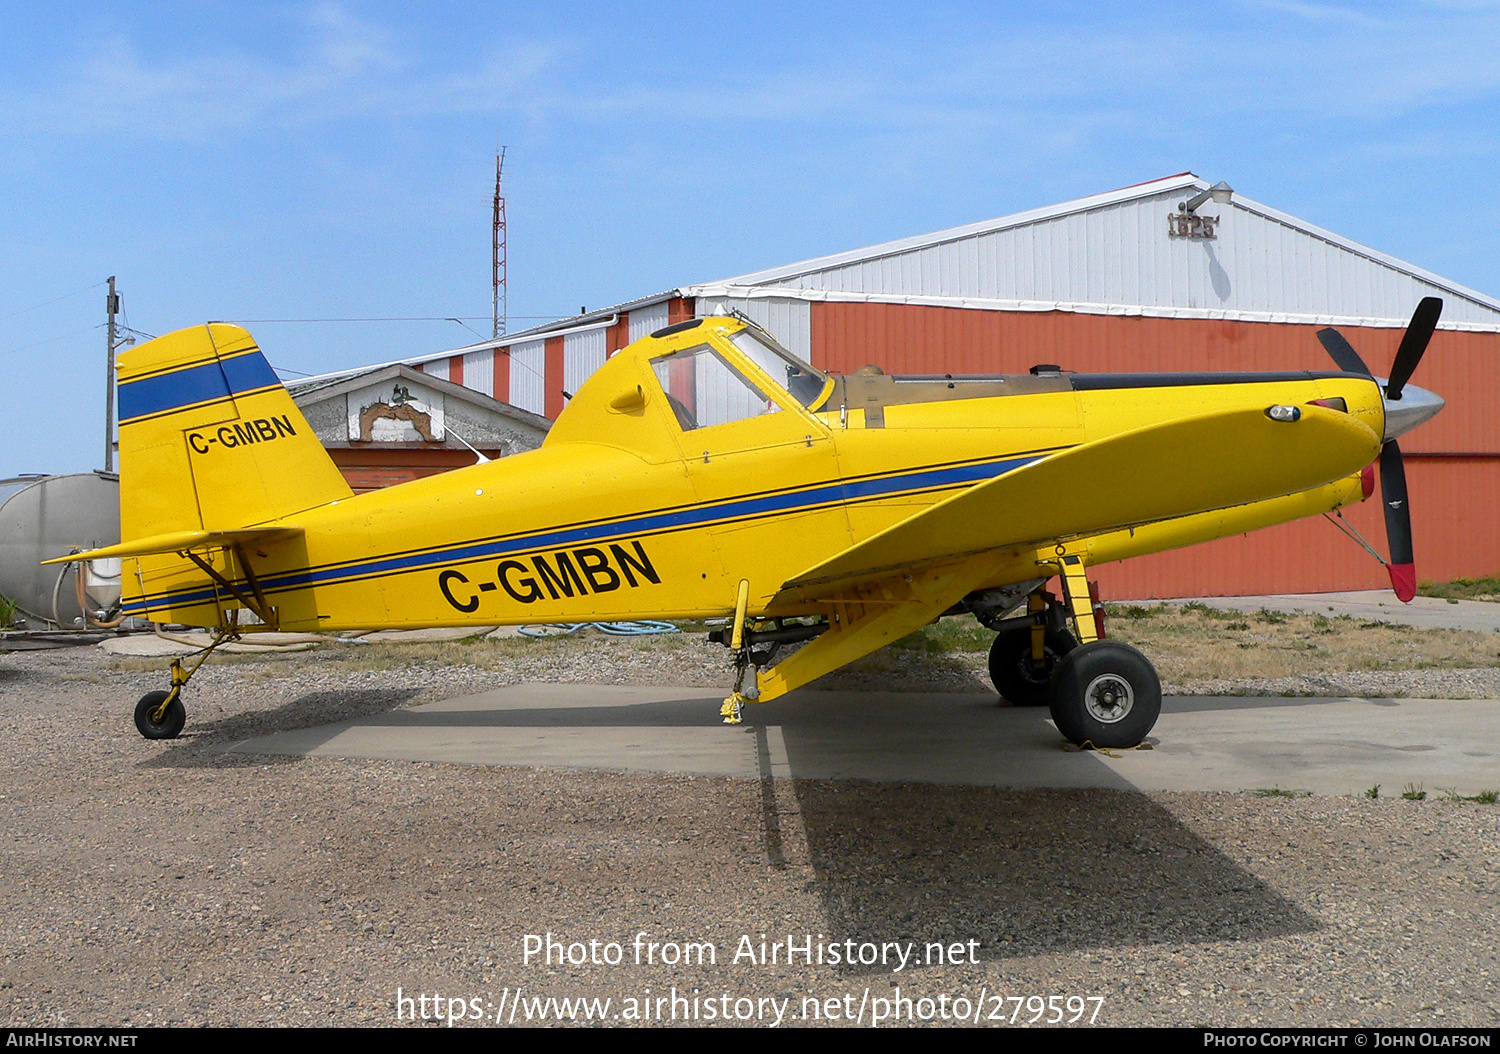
648, 324, 829, 431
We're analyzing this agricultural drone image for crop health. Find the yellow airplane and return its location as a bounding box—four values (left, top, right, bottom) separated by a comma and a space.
55, 301, 1446, 749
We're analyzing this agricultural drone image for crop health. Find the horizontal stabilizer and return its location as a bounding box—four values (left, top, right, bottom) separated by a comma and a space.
42, 527, 304, 565
780, 405, 1379, 598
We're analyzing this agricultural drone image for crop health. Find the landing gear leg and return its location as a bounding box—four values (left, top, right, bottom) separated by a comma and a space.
1047, 556, 1161, 748
132, 627, 236, 740
987, 590, 1077, 706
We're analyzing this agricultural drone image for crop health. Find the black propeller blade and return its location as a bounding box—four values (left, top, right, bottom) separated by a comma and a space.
1386, 296, 1443, 400
1379, 440, 1415, 602
1316, 327, 1371, 377
1315, 298, 1443, 603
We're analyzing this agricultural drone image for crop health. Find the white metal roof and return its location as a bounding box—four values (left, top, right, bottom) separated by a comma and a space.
685, 173, 1500, 331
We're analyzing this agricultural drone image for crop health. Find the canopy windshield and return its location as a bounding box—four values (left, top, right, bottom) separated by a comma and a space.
725, 326, 828, 408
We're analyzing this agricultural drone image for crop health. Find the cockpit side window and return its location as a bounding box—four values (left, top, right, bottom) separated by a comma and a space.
650, 344, 783, 431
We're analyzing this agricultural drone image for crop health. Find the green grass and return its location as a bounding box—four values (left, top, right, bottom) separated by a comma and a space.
1254, 787, 1311, 798
1103, 603, 1169, 620
1402, 783, 1427, 801
1439, 787, 1499, 804
1364, 784, 1380, 799
891, 619, 994, 656
1182, 601, 1254, 622
0, 594, 19, 628
1418, 575, 1500, 601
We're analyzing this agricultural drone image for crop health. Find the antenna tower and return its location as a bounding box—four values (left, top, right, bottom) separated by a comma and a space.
492, 148, 507, 338
104, 276, 120, 472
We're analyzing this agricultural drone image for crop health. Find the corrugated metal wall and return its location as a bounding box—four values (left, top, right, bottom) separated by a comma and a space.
563, 328, 606, 405
1094, 456, 1500, 599
628, 301, 670, 343
508, 339, 546, 416
461, 349, 493, 398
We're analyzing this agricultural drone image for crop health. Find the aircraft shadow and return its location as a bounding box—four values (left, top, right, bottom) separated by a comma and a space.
178, 683, 1319, 960
141, 687, 422, 769
747, 700, 1321, 967
781, 779, 1317, 969
811, 649, 994, 694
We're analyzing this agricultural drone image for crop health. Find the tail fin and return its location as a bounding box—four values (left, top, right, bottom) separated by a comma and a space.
117, 324, 351, 541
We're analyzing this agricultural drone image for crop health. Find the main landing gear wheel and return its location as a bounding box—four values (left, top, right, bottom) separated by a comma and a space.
988, 625, 1077, 706
1047, 640, 1160, 748
134, 690, 186, 740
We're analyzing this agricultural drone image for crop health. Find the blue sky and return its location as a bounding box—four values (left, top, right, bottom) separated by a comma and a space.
3, 0, 1497, 474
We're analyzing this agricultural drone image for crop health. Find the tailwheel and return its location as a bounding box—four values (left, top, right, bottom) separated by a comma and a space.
988, 624, 1076, 706
134, 689, 186, 740
1047, 640, 1160, 748
131, 626, 237, 740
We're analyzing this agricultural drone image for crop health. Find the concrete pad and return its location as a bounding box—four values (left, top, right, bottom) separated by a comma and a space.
229, 683, 1500, 797
355, 627, 497, 644
99, 635, 201, 657
99, 632, 321, 656
1163, 590, 1500, 633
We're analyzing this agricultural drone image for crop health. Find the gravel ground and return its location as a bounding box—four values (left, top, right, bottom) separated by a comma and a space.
1, 640, 1497, 1028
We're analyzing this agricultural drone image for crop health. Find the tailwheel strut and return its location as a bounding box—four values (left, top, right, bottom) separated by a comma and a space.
1046, 555, 1161, 749
133, 627, 237, 740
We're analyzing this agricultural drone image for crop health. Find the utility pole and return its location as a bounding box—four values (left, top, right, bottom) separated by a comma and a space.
492, 147, 507, 338
104, 277, 119, 473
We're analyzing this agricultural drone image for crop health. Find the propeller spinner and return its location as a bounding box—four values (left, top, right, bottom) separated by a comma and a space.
1315, 297, 1444, 602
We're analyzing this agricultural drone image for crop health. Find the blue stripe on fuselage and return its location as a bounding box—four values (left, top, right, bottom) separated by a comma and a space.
120, 451, 1052, 614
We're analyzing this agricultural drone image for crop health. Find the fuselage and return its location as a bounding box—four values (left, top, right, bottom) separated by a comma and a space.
125, 318, 1389, 631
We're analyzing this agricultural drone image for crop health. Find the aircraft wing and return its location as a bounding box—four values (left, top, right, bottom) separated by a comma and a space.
41, 527, 304, 565
778, 404, 1378, 600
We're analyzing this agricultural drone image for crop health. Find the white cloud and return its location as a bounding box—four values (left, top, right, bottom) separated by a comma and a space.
4, 2, 1497, 153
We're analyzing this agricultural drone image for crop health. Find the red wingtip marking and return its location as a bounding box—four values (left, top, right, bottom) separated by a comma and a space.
1361, 463, 1376, 500
1387, 563, 1416, 603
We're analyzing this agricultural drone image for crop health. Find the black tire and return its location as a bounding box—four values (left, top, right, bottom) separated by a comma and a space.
988, 625, 1077, 706
134, 690, 185, 740
1047, 641, 1160, 748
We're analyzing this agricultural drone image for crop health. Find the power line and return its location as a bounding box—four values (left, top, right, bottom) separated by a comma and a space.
0, 280, 108, 325
226, 315, 569, 324
0, 323, 102, 358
